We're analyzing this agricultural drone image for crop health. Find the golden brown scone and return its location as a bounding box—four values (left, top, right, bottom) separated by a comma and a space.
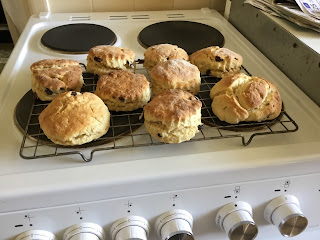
144, 89, 202, 143
210, 73, 282, 124
143, 44, 189, 71
30, 59, 83, 101
86, 45, 136, 75
95, 70, 151, 111
39, 91, 110, 146
150, 59, 201, 95
190, 46, 242, 78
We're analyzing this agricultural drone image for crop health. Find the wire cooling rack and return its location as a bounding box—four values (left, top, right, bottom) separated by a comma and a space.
18, 64, 298, 162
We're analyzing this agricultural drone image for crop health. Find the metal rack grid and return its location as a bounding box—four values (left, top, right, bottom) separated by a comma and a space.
19, 65, 298, 162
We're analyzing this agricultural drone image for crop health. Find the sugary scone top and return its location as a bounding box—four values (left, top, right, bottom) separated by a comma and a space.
144, 43, 189, 62
87, 45, 135, 61
144, 89, 202, 122
30, 59, 82, 90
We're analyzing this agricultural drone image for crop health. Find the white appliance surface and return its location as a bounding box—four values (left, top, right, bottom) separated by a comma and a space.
0, 8, 319, 240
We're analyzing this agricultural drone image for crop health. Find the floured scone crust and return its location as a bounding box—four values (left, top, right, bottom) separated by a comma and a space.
144, 89, 202, 143
39, 91, 110, 146
143, 44, 189, 71
30, 59, 83, 101
86, 45, 136, 75
150, 59, 201, 95
210, 73, 282, 124
95, 70, 151, 111
190, 46, 243, 78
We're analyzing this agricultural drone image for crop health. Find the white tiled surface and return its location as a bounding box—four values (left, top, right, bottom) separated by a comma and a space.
92, 0, 135, 12
133, 0, 174, 11
49, 0, 93, 12
173, 0, 211, 10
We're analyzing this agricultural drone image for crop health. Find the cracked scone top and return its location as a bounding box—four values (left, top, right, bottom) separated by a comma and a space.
150, 59, 201, 95
210, 73, 282, 124
86, 45, 136, 75
143, 44, 189, 71
190, 46, 242, 78
39, 91, 110, 146
30, 59, 84, 101
95, 70, 151, 111
143, 89, 202, 143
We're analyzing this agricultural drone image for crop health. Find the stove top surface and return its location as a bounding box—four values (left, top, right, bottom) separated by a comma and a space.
0, 9, 319, 179
137, 20, 225, 54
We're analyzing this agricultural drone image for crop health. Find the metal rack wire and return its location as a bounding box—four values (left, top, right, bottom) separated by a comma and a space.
19, 65, 298, 162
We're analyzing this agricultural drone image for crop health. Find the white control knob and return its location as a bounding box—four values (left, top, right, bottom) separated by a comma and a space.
216, 201, 258, 240
16, 230, 57, 240
110, 216, 150, 240
155, 209, 194, 240
64, 223, 106, 240
264, 195, 308, 237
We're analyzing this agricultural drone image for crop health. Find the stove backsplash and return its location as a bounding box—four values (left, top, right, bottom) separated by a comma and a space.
41, 0, 226, 13
3, 0, 226, 44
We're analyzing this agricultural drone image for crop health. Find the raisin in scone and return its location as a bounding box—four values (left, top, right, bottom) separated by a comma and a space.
210, 73, 282, 124
150, 59, 201, 95
39, 91, 110, 146
190, 46, 243, 78
95, 70, 151, 111
144, 89, 202, 143
30, 59, 83, 101
143, 44, 189, 71
86, 45, 135, 75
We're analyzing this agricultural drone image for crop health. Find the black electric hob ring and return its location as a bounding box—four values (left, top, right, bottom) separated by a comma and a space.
138, 21, 225, 55
41, 23, 117, 53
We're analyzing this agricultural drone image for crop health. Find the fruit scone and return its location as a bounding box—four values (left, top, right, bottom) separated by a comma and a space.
30, 59, 83, 101
86, 45, 136, 75
143, 43, 189, 71
144, 89, 202, 144
190, 46, 243, 78
39, 91, 110, 146
210, 73, 282, 124
150, 59, 201, 96
95, 70, 151, 112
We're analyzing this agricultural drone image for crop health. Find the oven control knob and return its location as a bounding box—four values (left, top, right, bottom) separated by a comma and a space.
216, 201, 258, 240
64, 223, 106, 240
155, 209, 194, 240
16, 230, 57, 240
264, 195, 308, 237
110, 216, 150, 240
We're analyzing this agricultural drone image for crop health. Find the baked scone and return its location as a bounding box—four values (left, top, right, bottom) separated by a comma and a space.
86, 45, 135, 75
39, 91, 110, 146
30, 59, 83, 101
190, 46, 243, 78
150, 59, 201, 95
144, 89, 202, 143
95, 70, 151, 111
143, 44, 189, 71
210, 73, 282, 124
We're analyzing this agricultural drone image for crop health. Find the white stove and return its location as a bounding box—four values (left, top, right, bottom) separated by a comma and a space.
0, 8, 320, 240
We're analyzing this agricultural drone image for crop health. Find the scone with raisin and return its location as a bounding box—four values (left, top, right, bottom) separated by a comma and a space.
144, 89, 202, 143
143, 44, 189, 71
86, 45, 135, 75
150, 59, 201, 95
95, 70, 151, 111
190, 46, 243, 78
39, 91, 110, 146
30, 59, 83, 101
210, 73, 282, 124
